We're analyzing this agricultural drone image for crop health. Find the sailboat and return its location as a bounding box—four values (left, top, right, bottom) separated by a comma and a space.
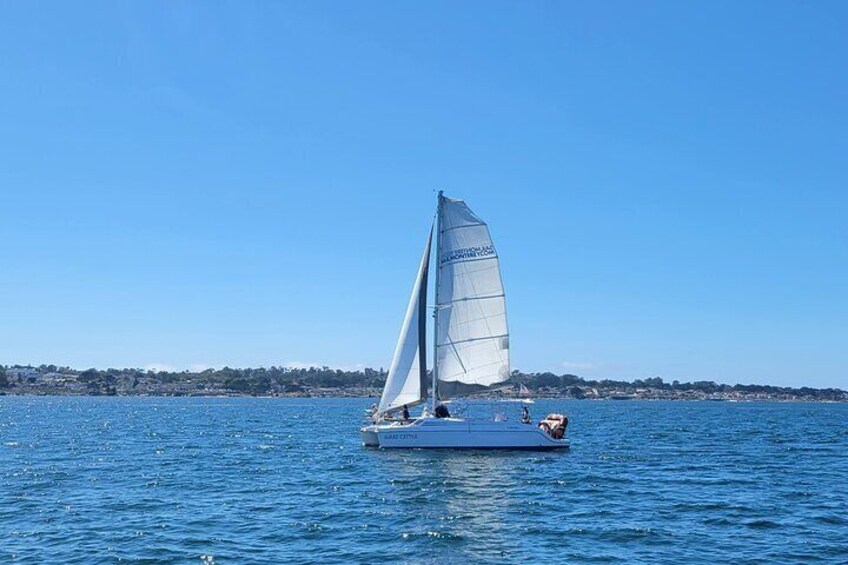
360, 192, 569, 449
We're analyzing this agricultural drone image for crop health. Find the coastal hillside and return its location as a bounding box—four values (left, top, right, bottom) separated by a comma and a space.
1, 364, 845, 402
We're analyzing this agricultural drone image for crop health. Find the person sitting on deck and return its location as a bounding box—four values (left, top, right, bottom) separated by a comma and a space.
521, 405, 531, 424
434, 403, 450, 418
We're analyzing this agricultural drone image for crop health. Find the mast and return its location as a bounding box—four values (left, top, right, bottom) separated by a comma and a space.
430, 190, 443, 411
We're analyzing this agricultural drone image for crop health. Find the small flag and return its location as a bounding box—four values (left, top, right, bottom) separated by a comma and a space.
519, 383, 531, 397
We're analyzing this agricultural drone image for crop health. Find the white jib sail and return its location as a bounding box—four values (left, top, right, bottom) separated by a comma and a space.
377, 226, 432, 415
436, 196, 510, 398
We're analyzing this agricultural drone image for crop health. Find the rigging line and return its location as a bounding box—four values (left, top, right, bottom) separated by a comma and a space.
439, 293, 505, 305
445, 333, 468, 374
440, 359, 506, 374
440, 222, 485, 234
436, 334, 509, 347
445, 310, 507, 326
439, 360, 509, 382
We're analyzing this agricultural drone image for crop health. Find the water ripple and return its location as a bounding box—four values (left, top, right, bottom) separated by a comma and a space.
1, 397, 846, 563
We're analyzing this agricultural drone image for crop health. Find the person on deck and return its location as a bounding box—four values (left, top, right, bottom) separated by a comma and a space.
402, 405, 410, 421
434, 403, 450, 418
521, 405, 531, 424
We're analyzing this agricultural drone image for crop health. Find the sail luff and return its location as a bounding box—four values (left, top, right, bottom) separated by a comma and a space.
416, 222, 430, 406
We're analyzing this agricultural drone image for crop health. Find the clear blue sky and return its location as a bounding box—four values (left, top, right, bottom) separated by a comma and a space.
1, 2, 846, 388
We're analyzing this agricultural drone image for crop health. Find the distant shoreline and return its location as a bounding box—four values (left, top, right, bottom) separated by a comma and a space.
1, 392, 846, 403
2, 364, 845, 403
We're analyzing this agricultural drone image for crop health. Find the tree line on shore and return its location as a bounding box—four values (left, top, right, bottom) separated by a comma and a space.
0, 364, 845, 400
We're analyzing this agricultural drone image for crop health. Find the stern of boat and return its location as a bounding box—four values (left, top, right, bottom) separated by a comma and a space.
360, 425, 380, 447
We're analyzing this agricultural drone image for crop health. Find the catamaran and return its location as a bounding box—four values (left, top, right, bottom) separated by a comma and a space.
360, 192, 569, 449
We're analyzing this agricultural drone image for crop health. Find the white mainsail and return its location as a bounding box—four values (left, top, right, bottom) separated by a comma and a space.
377, 226, 432, 415
435, 195, 510, 398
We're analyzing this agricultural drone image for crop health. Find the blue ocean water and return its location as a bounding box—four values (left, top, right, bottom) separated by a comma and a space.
1, 397, 846, 564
